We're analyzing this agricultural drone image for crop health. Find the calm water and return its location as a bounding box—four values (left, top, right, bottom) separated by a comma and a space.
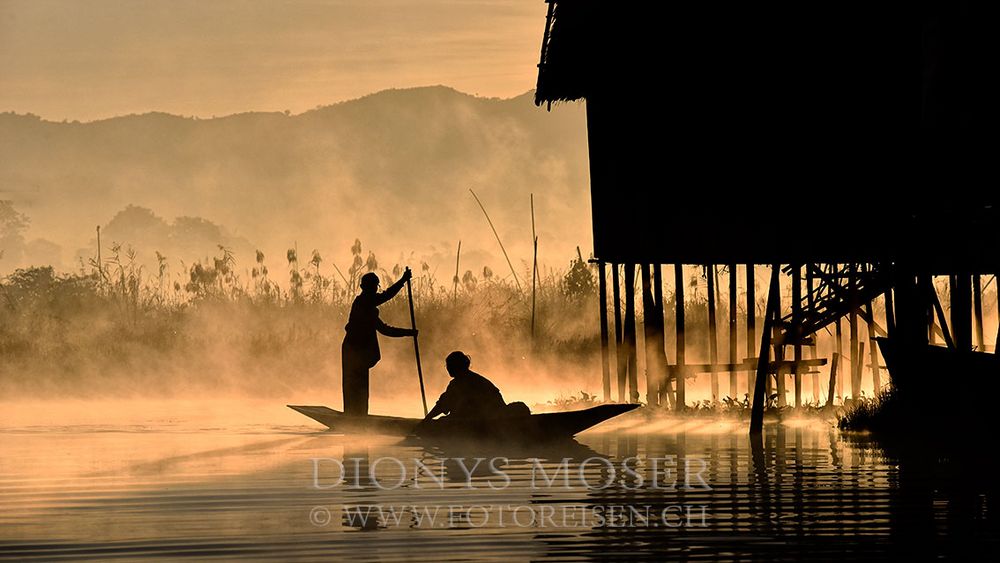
1, 401, 998, 561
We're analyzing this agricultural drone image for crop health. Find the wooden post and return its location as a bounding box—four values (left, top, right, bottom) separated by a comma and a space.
807, 264, 819, 402
405, 277, 428, 416
792, 263, 802, 408
927, 275, 937, 345
612, 264, 626, 402
835, 317, 843, 401
951, 274, 972, 351
641, 264, 659, 408
598, 261, 611, 402
773, 307, 784, 406
654, 264, 672, 409
624, 264, 639, 403
865, 300, 881, 394
675, 263, 686, 410
707, 264, 719, 402
929, 278, 956, 349
728, 264, 739, 400
857, 341, 865, 397
750, 265, 781, 434
826, 352, 839, 407
746, 264, 756, 399
849, 263, 860, 400
884, 285, 896, 337
973, 274, 985, 351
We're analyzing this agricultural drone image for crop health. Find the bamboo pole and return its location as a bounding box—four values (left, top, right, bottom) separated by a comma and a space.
624, 264, 639, 403
849, 263, 860, 400
746, 265, 756, 399
792, 263, 802, 408
951, 274, 972, 351
973, 274, 985, 350
598, 261, 611, 402
612, 264, 626, 402
865, 300, 881, 393
654, 264, 671, 408
728, 264, 739, 400
641, 264, 659, 407
826, 353, 839, 408
469, 189, 521, 293
807, 264, 819, 402
675, 263, 686, 410
750, 265, 781, 434
405, 275, 428, 416
707, 264, 719, 402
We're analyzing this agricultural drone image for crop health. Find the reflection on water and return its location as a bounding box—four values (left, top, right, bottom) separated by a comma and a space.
1, 401, 999, 560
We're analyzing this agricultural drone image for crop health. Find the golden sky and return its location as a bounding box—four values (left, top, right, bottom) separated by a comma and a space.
0, 0, 543, 121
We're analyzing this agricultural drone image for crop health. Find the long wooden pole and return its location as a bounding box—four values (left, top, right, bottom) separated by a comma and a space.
728, 264, 738, 400
973, 274, 985, 351
641, 264, 659, 407
406, 277, 428, 416
598, 261, 611, 402
707, 265, 719, 402
792, 263, 802, 408
624, 264, 639, 403
613, 264, 626, 402
746, 265, 756, 399
750, 265, 781, 434
826, 353, 839, 408
674, 263, 686, 410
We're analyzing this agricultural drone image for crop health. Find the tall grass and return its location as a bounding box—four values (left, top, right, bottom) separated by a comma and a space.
0, 241, 601, 400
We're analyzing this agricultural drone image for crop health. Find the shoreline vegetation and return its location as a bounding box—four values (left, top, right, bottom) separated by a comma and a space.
1, 236, 901, 420
0, 239, 603, 400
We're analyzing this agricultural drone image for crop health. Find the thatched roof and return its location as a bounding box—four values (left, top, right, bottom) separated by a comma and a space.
534, 1, 596, 108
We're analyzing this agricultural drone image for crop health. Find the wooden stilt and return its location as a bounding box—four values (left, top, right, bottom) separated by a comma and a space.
707, 265, 719, 402
951, 274, 972, 351
884, 281, 896, 337
826, 353, 839, 407
612, 264, 626, 402
865, 299, 881, 394
835, 317, 843, 401
598, 261, 611, 402
849, 263, 860, 400
750, 265, 781, 434
641, 264, 659, 408
624, 264, 639, 403
927, 275, 937, 345
773, 309, 784, 406
928, 278, 956, 349
973, 274, 985, 351
675, 263, 686, 410
728, 264, 739, 400
857, 341, 865, 397
654, 264, 672, 408
746, 265, 756, 400
807, 264, 819, 402
792, 263, 802, 408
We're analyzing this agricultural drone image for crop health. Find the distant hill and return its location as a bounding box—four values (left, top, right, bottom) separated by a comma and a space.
0, 86, 589, 277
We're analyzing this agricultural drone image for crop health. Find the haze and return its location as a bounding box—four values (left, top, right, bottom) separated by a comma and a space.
0, 0, 542, 121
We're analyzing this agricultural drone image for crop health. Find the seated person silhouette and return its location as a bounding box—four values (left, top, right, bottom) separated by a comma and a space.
422, 351, 528, 422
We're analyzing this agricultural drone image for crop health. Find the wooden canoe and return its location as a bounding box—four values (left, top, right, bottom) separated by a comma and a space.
287, 403, 640, 441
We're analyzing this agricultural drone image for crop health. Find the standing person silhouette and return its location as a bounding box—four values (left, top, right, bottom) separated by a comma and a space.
341, 268, 416, 416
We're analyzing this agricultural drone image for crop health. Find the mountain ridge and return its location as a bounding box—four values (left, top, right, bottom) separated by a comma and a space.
0, 85, 589, 275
